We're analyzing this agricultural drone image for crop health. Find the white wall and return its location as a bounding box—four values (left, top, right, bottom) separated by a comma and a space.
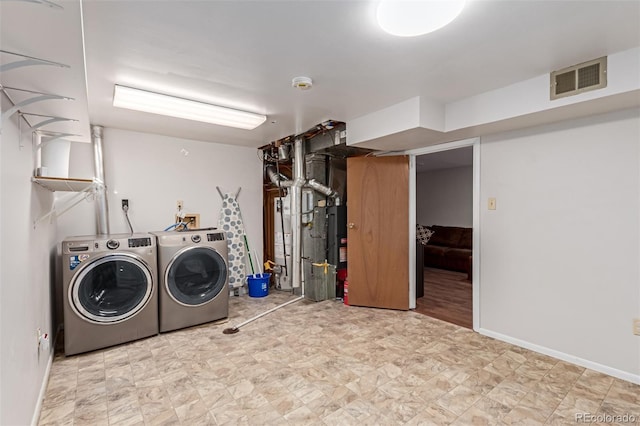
55, 127, 264, 323
0, 123, 263, 424
1, 96, 57, 425
416, 166, 473, 227
479, 108, 640, 381
58, 126, 263, 238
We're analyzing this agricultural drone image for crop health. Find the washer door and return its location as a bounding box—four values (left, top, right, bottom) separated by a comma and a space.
70, 253, 153, 323
166, 246, 227, 306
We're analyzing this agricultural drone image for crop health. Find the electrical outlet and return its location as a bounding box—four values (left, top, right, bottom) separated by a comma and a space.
177, 200, 183, 211
122, 199, 129, 210
633, 318, 640, 336
184, 214, 199, 229
176, 213, 200, 229
37, 330, 49, 352
488, 198, 497, 210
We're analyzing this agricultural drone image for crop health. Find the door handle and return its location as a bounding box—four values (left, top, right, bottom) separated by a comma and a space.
348, 222, 356, 229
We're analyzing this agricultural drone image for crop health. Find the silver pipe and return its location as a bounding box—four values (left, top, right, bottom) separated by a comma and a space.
91, 125, 110, 235
306, 179, 337, 197
277, 144, 290, 162
267, 164, 338, 198
265, 165, 292, 187
34, 132, 43, 175
290, 137, 305, 289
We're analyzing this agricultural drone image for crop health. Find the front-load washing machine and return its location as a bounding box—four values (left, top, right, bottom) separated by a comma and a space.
62, 233, 158, 355
152, 229, 229, 333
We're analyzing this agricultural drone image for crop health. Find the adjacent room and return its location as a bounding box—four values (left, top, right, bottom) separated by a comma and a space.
1, 0, 639, 425
415, 147, 473, 329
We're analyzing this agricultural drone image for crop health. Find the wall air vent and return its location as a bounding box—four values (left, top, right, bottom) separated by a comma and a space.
550, 56, 607, 100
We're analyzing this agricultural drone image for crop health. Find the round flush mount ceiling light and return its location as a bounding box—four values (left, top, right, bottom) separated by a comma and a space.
376, 0, 466, 37
292, 76, 313, 90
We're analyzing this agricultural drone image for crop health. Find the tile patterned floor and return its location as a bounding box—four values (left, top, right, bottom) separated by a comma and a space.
39, 292, 640, 425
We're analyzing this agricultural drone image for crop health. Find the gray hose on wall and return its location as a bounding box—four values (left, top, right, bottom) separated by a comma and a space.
91, 125, 110, 235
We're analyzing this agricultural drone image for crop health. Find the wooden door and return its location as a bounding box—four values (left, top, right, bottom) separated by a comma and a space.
347, 156, 409, 310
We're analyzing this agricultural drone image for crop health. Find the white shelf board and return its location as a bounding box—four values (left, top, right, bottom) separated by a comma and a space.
32, 176, 94, 192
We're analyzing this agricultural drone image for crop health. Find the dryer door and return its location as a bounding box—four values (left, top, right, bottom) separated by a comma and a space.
70, 253, 153, 323
166, 246, 227, 306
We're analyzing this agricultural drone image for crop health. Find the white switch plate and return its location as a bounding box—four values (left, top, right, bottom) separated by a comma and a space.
633, 318, 640, 336
488, 198, 497, 210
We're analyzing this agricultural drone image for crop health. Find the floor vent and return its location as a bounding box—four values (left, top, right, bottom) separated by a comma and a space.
550, 56, 607, 100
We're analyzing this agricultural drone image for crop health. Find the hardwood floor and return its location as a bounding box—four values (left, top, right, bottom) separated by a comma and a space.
415, 267, 472, 329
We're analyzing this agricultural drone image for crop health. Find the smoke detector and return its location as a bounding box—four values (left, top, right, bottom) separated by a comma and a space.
292, 76, 313, 90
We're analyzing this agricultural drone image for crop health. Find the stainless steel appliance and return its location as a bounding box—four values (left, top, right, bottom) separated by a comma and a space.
152, 229, 229, 332
62, 233, 158, 355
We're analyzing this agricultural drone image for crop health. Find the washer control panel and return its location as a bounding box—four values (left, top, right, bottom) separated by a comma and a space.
191, 235, 201, 243
106, 239, 120, 250
128, 237, 152, 248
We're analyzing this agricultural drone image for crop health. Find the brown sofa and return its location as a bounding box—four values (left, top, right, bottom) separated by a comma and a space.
423, 225, 472, 275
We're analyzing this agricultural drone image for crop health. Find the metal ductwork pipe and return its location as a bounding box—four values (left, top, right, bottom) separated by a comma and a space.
91, 125, 110, 235
306, 179, 337, 198
277, 144, 291, 162
290, 137, 305, 289
266, 166, 338, 198
265, 165, 293, 188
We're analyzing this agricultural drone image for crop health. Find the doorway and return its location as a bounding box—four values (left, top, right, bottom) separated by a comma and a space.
409, 140, 479, 329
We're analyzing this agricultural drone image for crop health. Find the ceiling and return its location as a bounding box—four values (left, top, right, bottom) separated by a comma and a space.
2, 0, 639, 148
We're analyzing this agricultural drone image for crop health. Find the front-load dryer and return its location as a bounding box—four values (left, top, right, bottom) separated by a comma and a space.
151, 229, 229, 333
61, 233, 158, 356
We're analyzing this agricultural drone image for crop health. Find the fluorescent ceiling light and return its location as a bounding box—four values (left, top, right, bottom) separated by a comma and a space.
376, 0, 466, 37
112, 85, 266, 130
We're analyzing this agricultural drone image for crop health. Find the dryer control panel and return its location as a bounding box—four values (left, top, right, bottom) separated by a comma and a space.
207, 232, 225, 242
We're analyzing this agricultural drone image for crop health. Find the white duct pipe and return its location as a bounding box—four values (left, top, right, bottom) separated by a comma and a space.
91, 125, 110, 235
290, 137, 305, 289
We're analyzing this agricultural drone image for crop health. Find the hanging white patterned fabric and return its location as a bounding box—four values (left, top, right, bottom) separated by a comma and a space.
217, 187, 246, 289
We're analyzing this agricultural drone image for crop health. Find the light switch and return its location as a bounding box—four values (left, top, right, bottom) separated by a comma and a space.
488, 198, 496, 210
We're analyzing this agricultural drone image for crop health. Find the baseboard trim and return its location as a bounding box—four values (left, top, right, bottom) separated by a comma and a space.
30, 325, 60, 426
477, 328, 640, 385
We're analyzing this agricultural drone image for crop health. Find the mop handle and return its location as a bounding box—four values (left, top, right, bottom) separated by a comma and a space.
243, 234, 255, 274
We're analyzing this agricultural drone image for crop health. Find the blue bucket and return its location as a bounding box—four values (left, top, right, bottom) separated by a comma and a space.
247, 273, 270, 298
